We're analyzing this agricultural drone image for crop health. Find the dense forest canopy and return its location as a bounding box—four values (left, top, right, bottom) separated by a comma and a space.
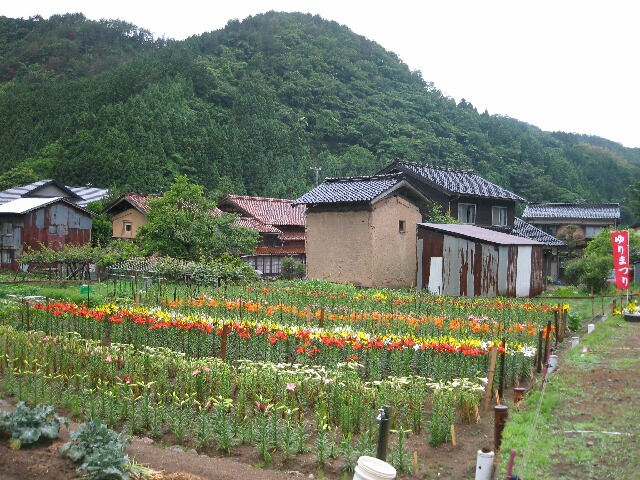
1, 12, 639, 222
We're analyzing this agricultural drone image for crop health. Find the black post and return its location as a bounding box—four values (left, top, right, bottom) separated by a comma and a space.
376, 405, 392, 461
498, 338, 506, 400
536, 329, 543, 373
543, 320, 552, 365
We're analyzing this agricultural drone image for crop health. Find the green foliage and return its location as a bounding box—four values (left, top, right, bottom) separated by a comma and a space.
566, 311, 582, 331
59, 419, 150, 480
425, 204, 459, 224
0, 402, 65, 449
281, 257, 306, 280
557, 225, 586, 258
585, 227, 640, 261
1, 11, 640, 205
563, 255, 612, 293
137, 175, 259, 261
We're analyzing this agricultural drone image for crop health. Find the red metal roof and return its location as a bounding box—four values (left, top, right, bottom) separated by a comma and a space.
103, 193, 157, 215
419, 222, 543, 246
222, 195, 306, 227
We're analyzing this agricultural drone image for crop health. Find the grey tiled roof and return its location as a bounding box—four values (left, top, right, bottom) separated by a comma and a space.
511, 218, 566, 247
522, 203, 621, 220
293, 174, 405, 205
384, 160, 526, 201
0, 179, 108, 207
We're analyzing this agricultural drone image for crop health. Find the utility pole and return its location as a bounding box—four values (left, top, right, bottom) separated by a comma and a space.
310, 166, 322, 186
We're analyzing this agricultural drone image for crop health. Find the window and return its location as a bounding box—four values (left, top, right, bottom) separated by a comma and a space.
492, 207, 508, 226
585, 226, 603, 239
123, 221, 132, 234
540, 225, 557, 236
0, 249, 11, 264
458, 203, 476, 224
1, 222, 12, 236
398, 220, 406, 233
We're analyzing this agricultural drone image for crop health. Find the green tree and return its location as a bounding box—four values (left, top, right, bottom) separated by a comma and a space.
584, 228, 640, 261
137, 175, 259, 261
425, 204, 459, 224
557, 225, 586, 258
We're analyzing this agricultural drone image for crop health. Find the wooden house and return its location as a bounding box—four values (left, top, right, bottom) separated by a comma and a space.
378, 159, 525, 230
522, 203, 621, 244
293, 173, 428, 288
218, 195, 307, 276
102, 193, 156, 239
417, 222, 544, 297
0, 197, 93, 269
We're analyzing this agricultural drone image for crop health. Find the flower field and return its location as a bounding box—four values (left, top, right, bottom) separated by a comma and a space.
0, 280, 561, 474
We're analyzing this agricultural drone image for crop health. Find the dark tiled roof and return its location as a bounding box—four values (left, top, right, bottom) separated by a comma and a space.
384, 160, 526, 201
418, 222, 543, 246
222, 195, 306, 226
522, 203, 621, 220
0, 179, 108, 207
293, 173, 406, 205
511, 218, 566, 246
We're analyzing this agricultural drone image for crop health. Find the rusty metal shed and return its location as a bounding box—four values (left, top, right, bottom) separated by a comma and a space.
0, 197, 93, 270
417, 222, 544, 298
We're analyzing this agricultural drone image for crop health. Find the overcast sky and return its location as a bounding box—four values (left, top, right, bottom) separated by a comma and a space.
3, 1, 639, 148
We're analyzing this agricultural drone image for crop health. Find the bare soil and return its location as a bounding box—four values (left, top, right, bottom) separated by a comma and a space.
0, 390, 505, 480
12, 321, 633, 480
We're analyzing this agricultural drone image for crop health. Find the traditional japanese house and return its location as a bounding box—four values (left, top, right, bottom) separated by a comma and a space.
218, 195, 306, 276
293, 173, 429, 288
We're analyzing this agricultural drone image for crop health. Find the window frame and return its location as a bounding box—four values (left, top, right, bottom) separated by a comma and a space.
492, 206, 508, 226
458, 203, 476, 225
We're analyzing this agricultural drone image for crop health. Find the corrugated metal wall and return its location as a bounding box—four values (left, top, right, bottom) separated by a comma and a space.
417, 226, 544, 297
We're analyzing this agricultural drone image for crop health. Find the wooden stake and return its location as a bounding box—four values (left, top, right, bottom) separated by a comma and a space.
413, 451, 419, 475
450, 424, 457, 446
484, 346, 498, 411
305, 306, 312, 323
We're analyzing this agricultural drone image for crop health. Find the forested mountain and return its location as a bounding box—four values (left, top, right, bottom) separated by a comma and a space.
1, 12, 639, 221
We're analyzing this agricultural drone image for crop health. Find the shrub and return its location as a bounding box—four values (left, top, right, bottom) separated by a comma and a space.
281, 257, 306, 280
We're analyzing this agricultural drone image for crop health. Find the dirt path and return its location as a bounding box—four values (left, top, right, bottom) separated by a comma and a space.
498, 314, 640, 478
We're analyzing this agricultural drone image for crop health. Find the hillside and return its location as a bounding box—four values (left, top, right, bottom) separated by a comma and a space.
1, 12, 639, 221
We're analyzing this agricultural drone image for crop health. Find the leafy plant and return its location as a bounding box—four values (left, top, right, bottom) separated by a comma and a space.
567, 311, 582, 331
59, 419, 154, 480
0, 401, 65, 449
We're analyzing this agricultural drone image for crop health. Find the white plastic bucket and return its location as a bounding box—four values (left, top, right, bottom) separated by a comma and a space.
548, 354, 558, 373
353, 456, 397, 480
475, 449, 494, 480
587, 323, 595, 334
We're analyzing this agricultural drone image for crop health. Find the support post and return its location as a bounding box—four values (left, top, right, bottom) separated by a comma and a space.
494, 405, 509, 452
376, 405, 392, 461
